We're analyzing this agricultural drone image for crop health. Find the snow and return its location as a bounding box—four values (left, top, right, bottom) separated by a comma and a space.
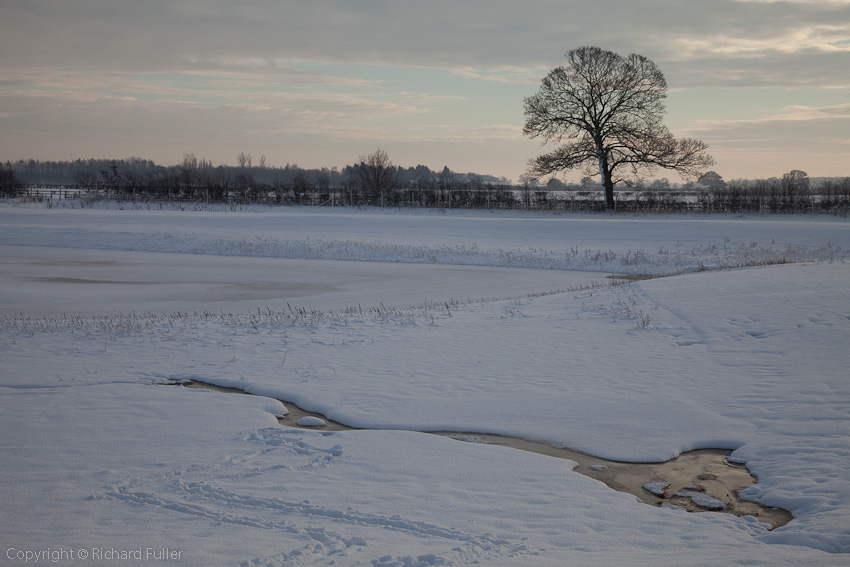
675, 492, 728, 510
644, 482, 671, 497
296, 416, 327, 427
2, 203, 849, 565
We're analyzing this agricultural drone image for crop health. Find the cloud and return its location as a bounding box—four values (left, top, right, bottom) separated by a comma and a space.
3, 1, 848, 87
734, 0, 850, 4
666, 52, 850, 89
0, 68, 470, 152
667, 25, 850, 59
682, 102, 850, 177
692, 102, 850, 131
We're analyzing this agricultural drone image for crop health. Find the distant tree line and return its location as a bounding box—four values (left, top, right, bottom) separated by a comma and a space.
575, 170, 850, 214
2, 155, 848, 214
685, 170, 850, 214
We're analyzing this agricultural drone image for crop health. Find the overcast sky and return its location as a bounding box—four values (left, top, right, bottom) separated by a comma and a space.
1, 0, 848, 182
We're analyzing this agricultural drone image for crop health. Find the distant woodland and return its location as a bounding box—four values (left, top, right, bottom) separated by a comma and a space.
2, 154, 849, 214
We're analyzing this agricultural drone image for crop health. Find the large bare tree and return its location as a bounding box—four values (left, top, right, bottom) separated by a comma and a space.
523, 46, 714, 209
351, 148, 398, 203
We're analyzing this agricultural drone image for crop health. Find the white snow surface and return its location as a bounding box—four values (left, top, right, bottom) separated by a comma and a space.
2, 203, 849, 565
296, 416, 327, 427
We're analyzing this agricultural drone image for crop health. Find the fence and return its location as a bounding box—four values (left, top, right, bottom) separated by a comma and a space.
21, 186, 88, 200
15, 182, 850, 214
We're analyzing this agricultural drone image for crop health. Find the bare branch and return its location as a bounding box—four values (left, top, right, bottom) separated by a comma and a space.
523, 46, 713, 209
351, 148, 399, 198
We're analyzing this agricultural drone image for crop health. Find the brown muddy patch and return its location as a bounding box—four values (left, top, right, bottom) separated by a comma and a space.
178, 380, 791, 529
440, 432, 790, 528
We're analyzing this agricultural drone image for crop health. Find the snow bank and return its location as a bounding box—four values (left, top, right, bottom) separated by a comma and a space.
2, 206, 847, 278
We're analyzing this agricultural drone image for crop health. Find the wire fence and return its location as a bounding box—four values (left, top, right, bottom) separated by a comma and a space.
15, 179, 850, 214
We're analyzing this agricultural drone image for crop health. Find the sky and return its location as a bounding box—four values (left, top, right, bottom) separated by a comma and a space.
1, 0, 848, 183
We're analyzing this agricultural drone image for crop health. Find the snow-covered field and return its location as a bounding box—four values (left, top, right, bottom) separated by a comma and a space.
1, 203, 849, 566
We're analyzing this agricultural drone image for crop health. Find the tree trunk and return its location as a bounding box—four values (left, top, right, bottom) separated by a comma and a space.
603, 176, 615, 210
595, 141, 616, 210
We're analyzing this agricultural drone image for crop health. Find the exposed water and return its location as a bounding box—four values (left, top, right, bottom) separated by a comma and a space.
180, 380, 791, 529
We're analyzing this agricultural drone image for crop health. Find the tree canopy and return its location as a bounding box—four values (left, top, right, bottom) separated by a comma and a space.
523, 46, 714, 209
350, 149, 399, 201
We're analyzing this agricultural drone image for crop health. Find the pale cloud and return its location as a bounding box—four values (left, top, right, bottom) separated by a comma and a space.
4, 1, 848, 87
668, 25, 850, 59
682, 101, 850, 178
451, 66, 548, 85
692, 102, 850, 130
734, 0, 850, 4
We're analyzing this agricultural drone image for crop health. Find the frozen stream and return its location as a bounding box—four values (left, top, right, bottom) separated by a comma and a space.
182, 380, 792, 530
